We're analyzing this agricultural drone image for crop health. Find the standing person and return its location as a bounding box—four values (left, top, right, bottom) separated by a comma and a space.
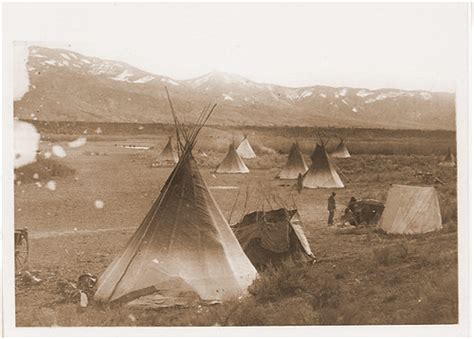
327, 192, 336, 226
296, 173, 303, 194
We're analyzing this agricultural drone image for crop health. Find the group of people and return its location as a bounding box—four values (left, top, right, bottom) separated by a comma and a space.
327, 192, 362, 226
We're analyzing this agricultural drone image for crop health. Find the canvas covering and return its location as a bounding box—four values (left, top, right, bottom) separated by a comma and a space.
331, 139, 351, 158
216, 144, 249, 174
236, 137, 257, 159
278, 142, 308, 179
303, 143, 344, 188
95, 154, 257, 303
378, 184, 442, 234
232, 208, 314, 268
157, 137, 179, 163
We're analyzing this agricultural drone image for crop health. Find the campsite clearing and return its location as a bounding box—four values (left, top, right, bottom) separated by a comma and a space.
14, 125, 458, 326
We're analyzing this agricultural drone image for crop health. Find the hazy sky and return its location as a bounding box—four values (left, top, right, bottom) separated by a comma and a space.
5, 2, 469, 95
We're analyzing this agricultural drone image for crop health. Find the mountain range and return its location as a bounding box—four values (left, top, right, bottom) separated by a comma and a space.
14, 46, 456, 130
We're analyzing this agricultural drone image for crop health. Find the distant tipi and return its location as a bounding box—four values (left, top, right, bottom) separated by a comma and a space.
278, 142, 308, 180
330, 138, 351, 158
94, 95, 257, 305
236, 136, 257, 159
438, 147, 456, 167
303, 143, 344, 188
216, 143, 250, 174
157, 136, 179, 163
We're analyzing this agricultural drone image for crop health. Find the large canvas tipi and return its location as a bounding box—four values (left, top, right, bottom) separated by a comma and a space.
378, 184, 442, 234
236, 136, 257, 159
216, 143, 250, 174
303, 143, 344, 188
157, 136, 179, 163
331, 138, 351, 158
438, 148, 456, 167
278, 142, 308, 180
94, 98, 257, 304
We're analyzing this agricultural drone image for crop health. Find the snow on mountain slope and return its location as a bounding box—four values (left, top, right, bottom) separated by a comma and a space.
14, 46, 456, 130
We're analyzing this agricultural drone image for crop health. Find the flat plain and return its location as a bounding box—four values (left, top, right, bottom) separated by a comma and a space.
14, 124, 458, 326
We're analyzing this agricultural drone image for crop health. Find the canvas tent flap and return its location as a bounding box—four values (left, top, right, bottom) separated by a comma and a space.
289, 212, 313, 256
236, 137, 257, 159
378, 184, 442, 234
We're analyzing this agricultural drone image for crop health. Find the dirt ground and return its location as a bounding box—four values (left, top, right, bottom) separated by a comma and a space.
13, 132, 458, 326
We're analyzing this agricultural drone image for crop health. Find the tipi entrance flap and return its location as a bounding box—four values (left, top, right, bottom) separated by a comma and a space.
378, 184, 442, 234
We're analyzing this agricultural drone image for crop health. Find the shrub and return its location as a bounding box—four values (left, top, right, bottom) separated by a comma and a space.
373, 242, 409, 266
248, 261, 307, 302
248, 261, 343, 312
403, 274, 458, 324
437, 186, 458, 225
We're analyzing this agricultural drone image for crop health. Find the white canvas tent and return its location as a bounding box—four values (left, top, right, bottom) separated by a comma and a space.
236, 136, 257, 159
278, 142, 308, 180
377, 184, 442, 234
303, 143, 344, 188
157, 136, 179, 163
216, 143, 250, 174
95, 95, 257, 305
330, 138, 351, 158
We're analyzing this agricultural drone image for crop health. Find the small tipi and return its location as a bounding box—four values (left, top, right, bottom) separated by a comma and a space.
378, 184, 442, 234
236, 136, 257, 159
438, 148, 456, 167
278, 142, 308, 180
303, 143, 344, 188
157, 136, 179, 163
94, 97, 257, 304
331, 138, 351, 158
216, 143, 250, 174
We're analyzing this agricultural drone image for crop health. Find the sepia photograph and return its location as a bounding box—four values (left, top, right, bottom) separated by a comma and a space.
2, 2, 471, 336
